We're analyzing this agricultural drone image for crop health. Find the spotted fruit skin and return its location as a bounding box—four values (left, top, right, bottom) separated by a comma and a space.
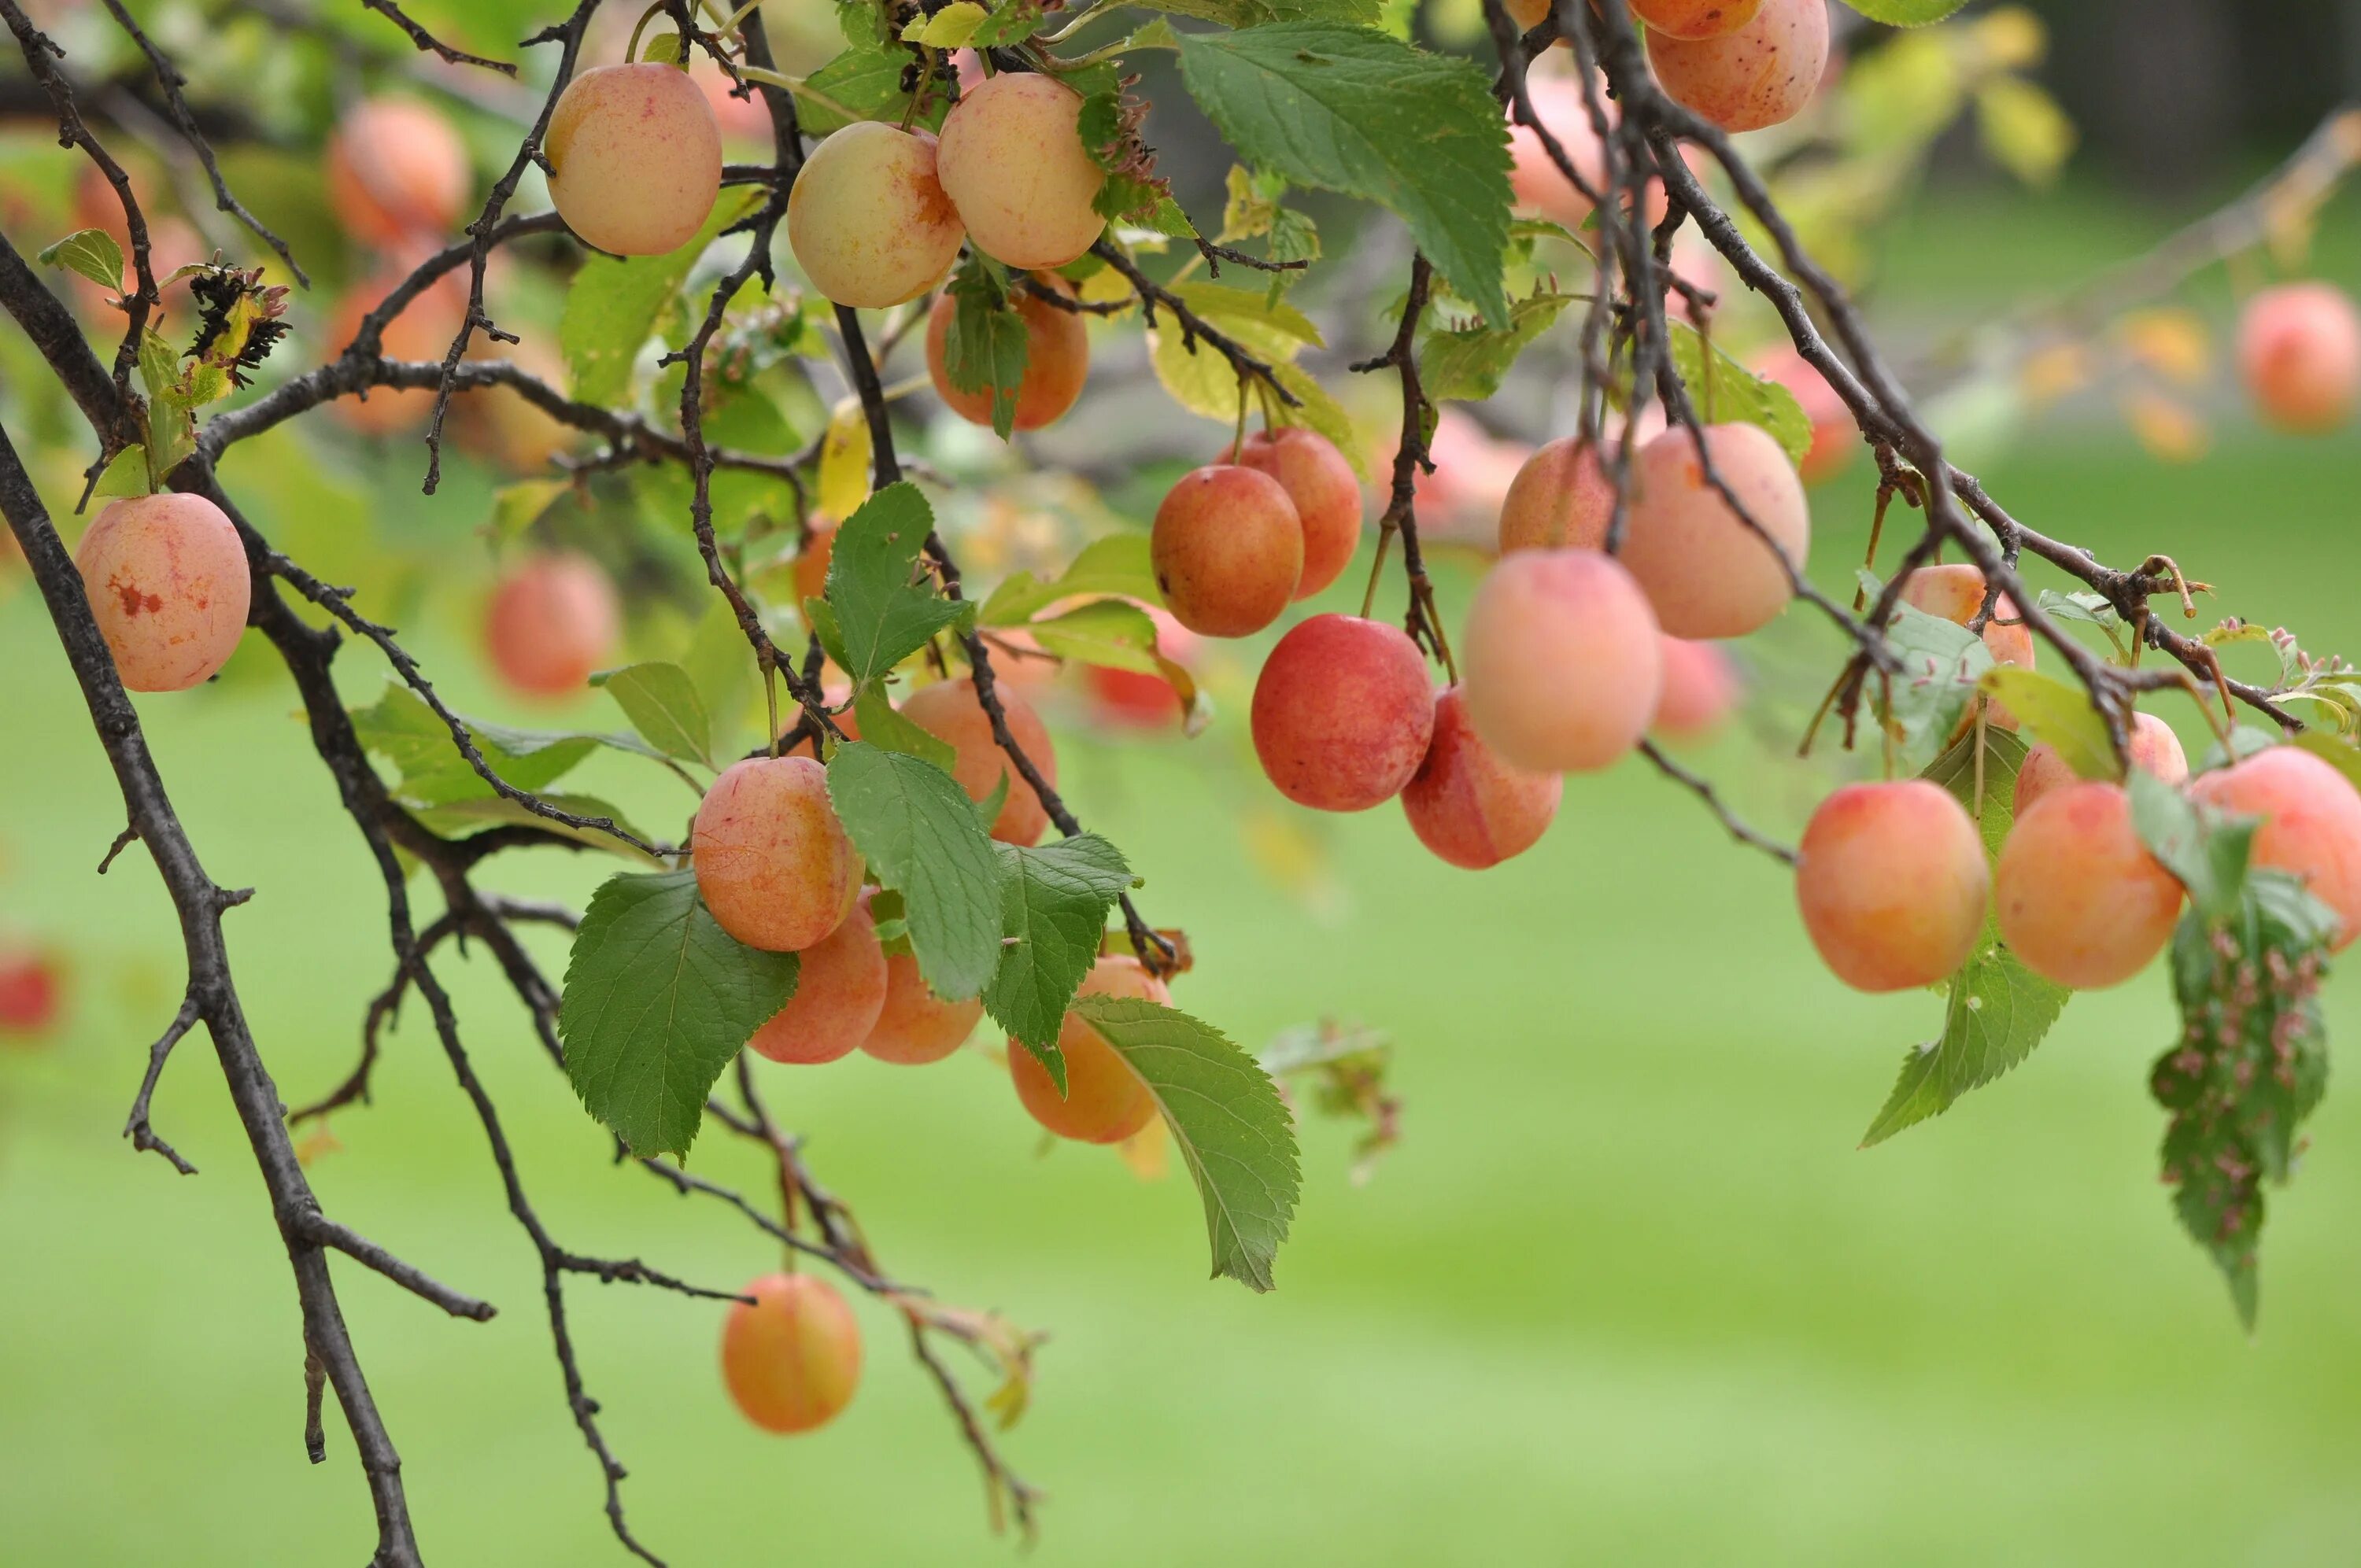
546, 64, 723, 256
74, 493, 251, 692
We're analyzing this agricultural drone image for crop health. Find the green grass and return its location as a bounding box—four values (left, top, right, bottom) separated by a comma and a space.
3, 418, 2359, 1566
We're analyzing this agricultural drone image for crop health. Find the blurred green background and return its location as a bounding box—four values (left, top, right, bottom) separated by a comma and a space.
4, 172, 2360, 1565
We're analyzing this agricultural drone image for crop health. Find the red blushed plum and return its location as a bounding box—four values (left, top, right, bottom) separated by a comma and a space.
1748, 344, 1854, 484
1996, 781, 2184, 989
1625, 422, 1810, 639
2192, 746, 2361, 951
75, 493, 251, 692
1796, 780, 1988, 992
1008, 956, 1166, 1143
1506, 74, 1668, 230
1458, 549, 1662, 774
899, 677, 1058, 846
0, 949, 61, 1036
748, 898, 887, 1065
1250, 614, 1435, 812
861, 950, 983, 1065
1151, 465, 1302, 638
792, 517, 835, 607
2237, 282, 2360, 434
691, 756, 863, 953
791, 122, 966, 309
1232, 427, 1362, 600
1652, 636, 1741, 742
326, 97, 471, 249
1498, 436, 1613, 555
935, 73, 1106, 270
484, 552, 620, 699
925, 275, 1088, 430
2014, 712, 2188, 817
720, 1273, 861, 1435
1646, 0, 1831, 134
1401, 687, 1563, 870
546, 63, 722, 257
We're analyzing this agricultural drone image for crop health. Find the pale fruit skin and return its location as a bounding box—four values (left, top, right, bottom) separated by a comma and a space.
2191, 747, 2361, 952
1796, 780, 1988, 992
1232, 428, 1361, 600
75, 493, 251, 692
1652, 636, 1741, 742
1646, 0, 1831, 134
790, 122, 965, 309
1748, 344, 1853, 484
484, 552, 619, 699
1151, 465, 1302, 638
1899, 563, 2035, 671
546, 63, 722, 256
1498, 436, 1613, 555
720, 1273, 861, 1435
691, 756, 863, 953
1401, 686, 1563, 870
1625, 422, 1809, 638
2014, 712, 2188, 818
1996, 781, 2183, 989
1008, 955, 1166, 1144
900, 677, 1057, 847
861, 949, 983, 1064
924, 277, 1088, 430
1635, 0, 1764, 40
326, 97, 471, 249
1460, 549, 1663, 773
1251, 614, 1435, 812
748, 898, 887, 1064
936, 73, 1106, 270
2237, 282, 2361, 434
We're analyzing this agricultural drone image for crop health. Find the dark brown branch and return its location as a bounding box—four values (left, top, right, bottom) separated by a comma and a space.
124, 995, 200, 1173
1091, 238, 1301, 408
360, 0, 519, 74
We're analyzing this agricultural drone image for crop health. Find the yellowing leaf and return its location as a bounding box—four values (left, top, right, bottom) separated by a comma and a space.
818, 398, 872, 519
1116, 1107, 1171, 1179
2121, 389, 2209, 465
2116, 308, 2211, 386
1975, 76, 2075, 188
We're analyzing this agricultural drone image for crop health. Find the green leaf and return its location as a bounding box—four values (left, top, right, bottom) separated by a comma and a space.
2293, 731, 2361, 791
1861, 944, 2071, 1147
1979, 667, 2117, 781
488, 478, 568, 540
985, 834, 1133, 1068
943, 258, 1028, 441
412, 791, 662, 865
350, 684, 662, 809
2128, 767, 2252, 924
825, 742, 1005, 1002
1975, 76, 2075, 188
798, 42, 945, 136
37, 227, 124, 292
1022, 598, 1206, 729
562, 187, 761, 405
1176, 23, 1512, 326
91, 445, 150, 500
1421, 290, 1575, 404
980, 533, 1160, 625
824, 482, 969, 684
136, 328, 179, 403
2151, 867, 2337, 1328
852, 684, 959, 773
559, 869, 799, 1157
1845, 0, 1975, 25
1920, 722, 2031, 861
593, 661, 713, 768
1668, 321, 1813, 469
1869, 584, 1994, 762
1073, 996, 1301, 1291
1134, 0, 1380, 26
